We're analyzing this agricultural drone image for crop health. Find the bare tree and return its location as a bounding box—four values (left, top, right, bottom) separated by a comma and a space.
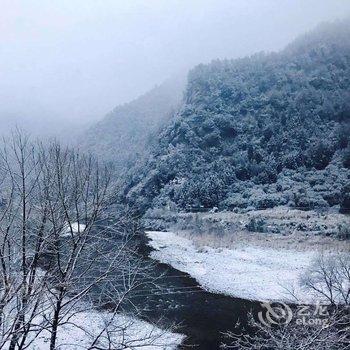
222, 252, 350, 350
222, 310, 350, 350
0, 130, 49, 349
0, 132, 172, 350
300, 253, 350, 305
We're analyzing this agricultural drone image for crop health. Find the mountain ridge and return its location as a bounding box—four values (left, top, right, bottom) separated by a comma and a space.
81, 74, 186, 170
122, 19, 350, 214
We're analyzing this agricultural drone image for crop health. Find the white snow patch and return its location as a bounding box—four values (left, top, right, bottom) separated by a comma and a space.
61, 222, 86, 237
146, 231, 317, 303
29, 308, 184, 350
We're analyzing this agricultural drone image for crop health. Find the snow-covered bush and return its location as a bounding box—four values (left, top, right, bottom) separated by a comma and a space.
337, 223, 350, 240
340, 183, 350, 213
246, 217, 266, 233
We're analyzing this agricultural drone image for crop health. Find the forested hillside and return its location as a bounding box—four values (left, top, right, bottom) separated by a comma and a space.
81, 76, 185, 170
123, 20, 350, 213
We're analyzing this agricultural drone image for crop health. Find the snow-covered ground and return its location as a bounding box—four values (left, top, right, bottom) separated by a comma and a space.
29, 308, 184, 350
61, 222, 86, 237
146, 231, 317, 303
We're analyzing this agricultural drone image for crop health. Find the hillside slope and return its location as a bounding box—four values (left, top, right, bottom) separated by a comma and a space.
81, 76, 185, 170
123, 20, 350, 213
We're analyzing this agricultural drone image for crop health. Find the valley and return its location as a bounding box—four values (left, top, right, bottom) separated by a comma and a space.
0, 10, 349, 350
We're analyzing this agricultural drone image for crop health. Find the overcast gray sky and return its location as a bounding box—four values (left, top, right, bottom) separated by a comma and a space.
0, 0, 349, 135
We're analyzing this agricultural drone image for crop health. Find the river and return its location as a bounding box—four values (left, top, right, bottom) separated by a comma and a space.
127, 234, 262, 349
44, 228, 263, 349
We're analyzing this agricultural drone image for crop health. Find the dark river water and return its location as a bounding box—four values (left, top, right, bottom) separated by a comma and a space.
44, 229, 263, 349
128, 234, 262, 350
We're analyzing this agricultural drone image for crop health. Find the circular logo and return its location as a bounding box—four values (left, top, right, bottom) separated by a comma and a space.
258, 301, 293, 327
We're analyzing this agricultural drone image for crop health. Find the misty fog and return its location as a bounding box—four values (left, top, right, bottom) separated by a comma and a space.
1, 2, 350, 349
1, 0, 349, 138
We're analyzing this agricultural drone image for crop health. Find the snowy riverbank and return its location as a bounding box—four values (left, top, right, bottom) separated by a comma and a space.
29, 307, 184, 350
146, 231, 317, 303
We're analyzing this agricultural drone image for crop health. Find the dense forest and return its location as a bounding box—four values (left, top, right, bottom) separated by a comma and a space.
120, 20, 350, 213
